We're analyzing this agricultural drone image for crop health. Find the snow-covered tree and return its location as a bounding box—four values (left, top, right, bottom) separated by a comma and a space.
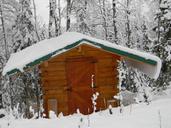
2, 0, 43, 118
152, 0, 171, 88
0, 0, 19, 110
49, 0, 61, 38
66, 0, 71, 31
73, 0, 90, 34
12, 0, 35, 52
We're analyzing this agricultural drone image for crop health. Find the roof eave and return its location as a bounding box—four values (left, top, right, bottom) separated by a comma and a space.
4, 38, 158, 76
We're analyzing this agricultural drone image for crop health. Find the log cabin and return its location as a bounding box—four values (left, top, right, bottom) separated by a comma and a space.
3, 32, 161, 116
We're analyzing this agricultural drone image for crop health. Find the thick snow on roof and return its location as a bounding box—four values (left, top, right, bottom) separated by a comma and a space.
3, 32, 161, 79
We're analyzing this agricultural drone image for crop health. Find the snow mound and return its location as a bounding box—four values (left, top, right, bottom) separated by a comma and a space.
0, 97, 171, 128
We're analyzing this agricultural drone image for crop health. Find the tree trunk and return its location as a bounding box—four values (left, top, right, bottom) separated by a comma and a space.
157, 0, 162, 44
77, 0, 88, 34
125, 0, 131, 48
0, 1, 8, 60
32, 0, 40, 41
49, 0, 60, 37
58, 0, 61, 35
102, 0, 108, 40
0, 94, 2, 109
98, 0, 108, 40
34, 67, 41, 118
54, 15, 59, 36
54, 0, 62, 36
23, 75, 30, 118
54, 0, 59, 36
66, 0, 71, 31
112, 0, 118, 44
49, 0, 53, 38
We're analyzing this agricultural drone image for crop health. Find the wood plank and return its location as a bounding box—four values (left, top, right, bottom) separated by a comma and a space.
41, 75, 66, 81
42, 73, 66, 80
42, 85, 67, 92
47, 63, 65, 69
81, 45, 97, 51
42, 86, 66, 91
97, 66, 117, 71
42, 82, 67, 88
97, 85, 117, 90
48, 57, 65, 62
97, 71, 117, 78
41, 79, 67, 86
44, 90, 67, 96
97, 80, 118, 87
41, 64, 65, 71
98, 61, 117, 66
97, 63, 117, 68
81, 44, 121, 60
41, 68, 65, 72
45, 93, 68, 98
97, 76, 116, 82
85, 51, 112, 58
41, 71, 65, 76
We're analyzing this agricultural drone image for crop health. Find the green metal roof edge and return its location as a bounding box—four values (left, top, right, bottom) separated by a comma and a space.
83, 39, 157, 65
6, 68, 21, 75
6, 38, 157, 75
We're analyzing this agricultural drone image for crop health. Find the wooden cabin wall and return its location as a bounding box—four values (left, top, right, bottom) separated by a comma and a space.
39, 44, 120, 116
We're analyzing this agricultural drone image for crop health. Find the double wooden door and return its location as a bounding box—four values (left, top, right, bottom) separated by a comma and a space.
66, 57, 95, 115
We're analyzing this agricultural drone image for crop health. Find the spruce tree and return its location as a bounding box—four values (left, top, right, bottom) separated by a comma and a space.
9, 0, 42, 118
153, 0, 171, 88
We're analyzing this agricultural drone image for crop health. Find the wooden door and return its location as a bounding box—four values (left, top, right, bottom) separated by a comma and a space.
66, 57, 95, 115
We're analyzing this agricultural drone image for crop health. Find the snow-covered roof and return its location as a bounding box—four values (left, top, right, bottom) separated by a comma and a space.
3, 32, 161, 79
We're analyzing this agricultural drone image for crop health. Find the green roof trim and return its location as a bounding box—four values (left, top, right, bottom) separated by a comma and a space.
6, 38, 157, 75
83, 39, 157, 65
7, 68, 21, 75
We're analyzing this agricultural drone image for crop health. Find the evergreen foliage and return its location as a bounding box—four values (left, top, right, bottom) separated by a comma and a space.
153, 0, 171, 88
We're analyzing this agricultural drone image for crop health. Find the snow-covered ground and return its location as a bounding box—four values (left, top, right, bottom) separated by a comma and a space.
0, 87, 171, 128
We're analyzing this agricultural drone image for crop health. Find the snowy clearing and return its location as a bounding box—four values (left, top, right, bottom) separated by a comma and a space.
0, 92, 171, 128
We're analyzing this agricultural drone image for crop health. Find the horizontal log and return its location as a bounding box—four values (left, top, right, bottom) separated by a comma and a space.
80, 44, 98, 51
97, 76, 117, 82
48, 60, 65, 65
44, 90, 64, 95
41, 75, 66, 81
97, 71, 117, 78
44, 93, 68, 101
42, 86, 66, 91
40, 63, 65, 70
41, 80, 67, 87
42, 67, 65, 71
96, 81, 118, 87
41, 71, 66, 77
97, 59, 117, 65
